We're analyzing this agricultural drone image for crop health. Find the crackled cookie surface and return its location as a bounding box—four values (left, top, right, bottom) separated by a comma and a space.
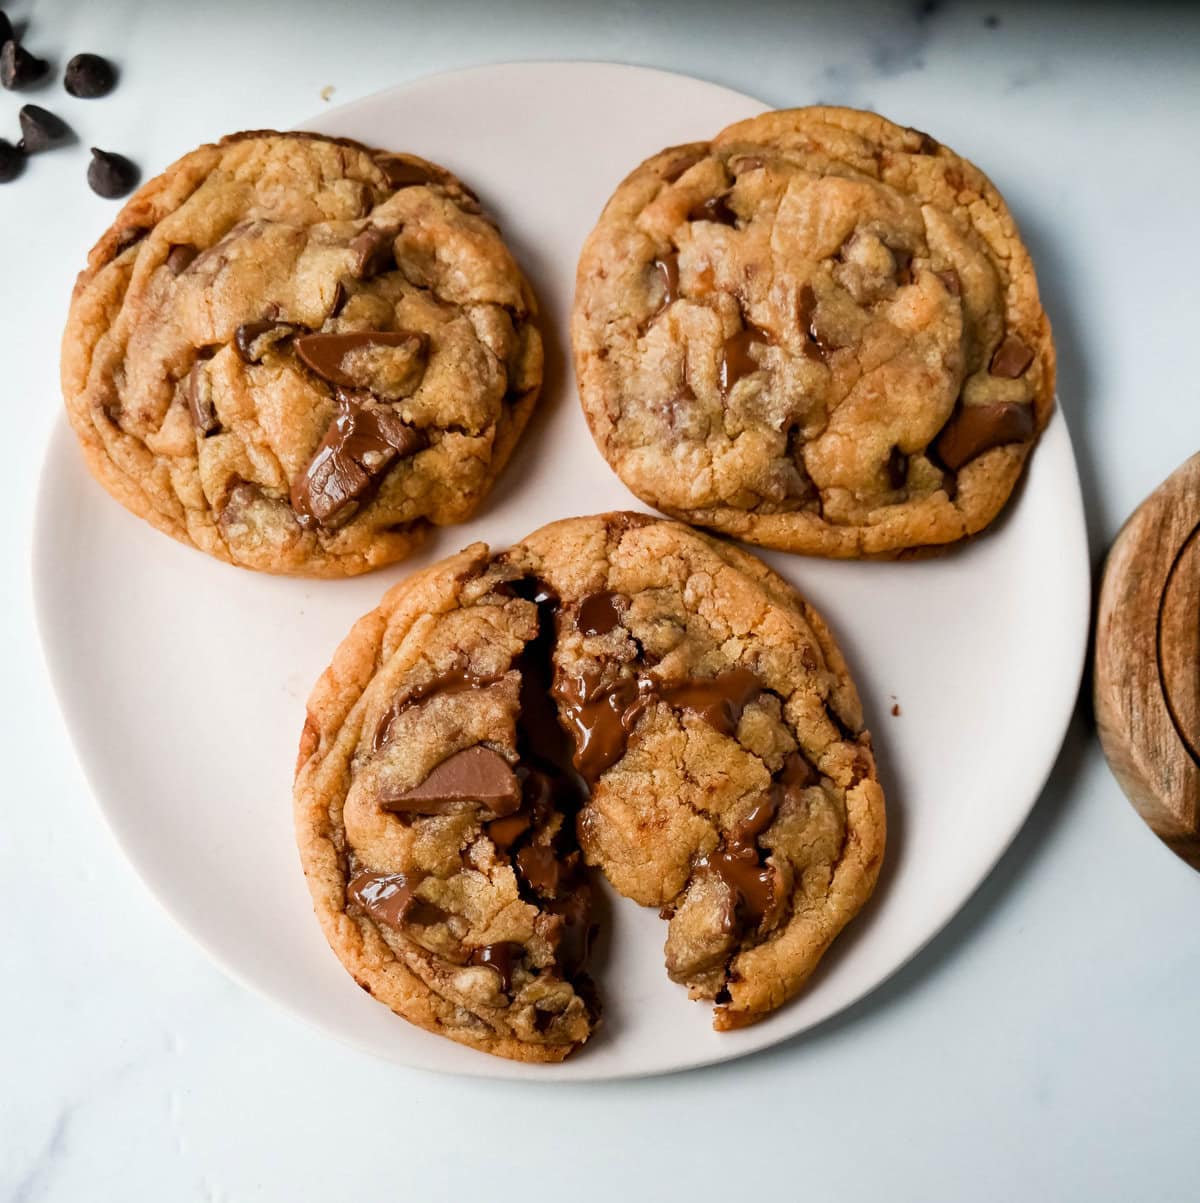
572, 107, 1054, 557
63, 130, 542, 577
294, 514, 884, 1057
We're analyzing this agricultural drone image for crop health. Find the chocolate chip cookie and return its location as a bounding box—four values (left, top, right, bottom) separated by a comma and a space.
572, 107, 1054, 557
62, 130, 542, 576
294, 513, 884, 1058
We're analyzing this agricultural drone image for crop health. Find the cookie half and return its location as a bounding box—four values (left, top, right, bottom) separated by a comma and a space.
62, 130, 543, 577
572, 107, 1054, 557
294, 513, 884, 1058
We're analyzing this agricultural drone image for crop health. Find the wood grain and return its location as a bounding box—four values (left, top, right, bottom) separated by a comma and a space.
1095, 453, 1200, 868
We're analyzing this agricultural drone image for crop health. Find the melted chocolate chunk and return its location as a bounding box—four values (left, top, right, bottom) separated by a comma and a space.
348, 226, 397, 279
547, 887, 594, 977
687, 194, 737, 226
380, 158, 434, 188
64, 52, 117, 98
577, 592, 622, 637
935, 401, 1035, 470
289, 392, 427, 530
0, 40, 46, 90
705, 845, 774, 929
186, 359, 219, 436
294, 330, 428, 390
655, 669, 761, 738
485, 811, 532, 850
886, 445, 908, 490
373, 666, 503, 751
166, 244, 198, 276
515, 844, 564, 897
469, 942, 521, 993
719, 327, 769, 394
235, 318, 300, 363
553, 667, 763, 783
347, 870, 425, 928
653, 254, 679, 310
989, 333, 1035, 378
379, 745, 520, 817
87, 148, 138, 199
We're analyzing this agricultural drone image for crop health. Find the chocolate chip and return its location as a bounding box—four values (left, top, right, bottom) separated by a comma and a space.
486, 812, 532, 851
185, 360, 219, 436
892, 246, 914, 286
719, 326, 768, 395
235, 318, 299, 363
327, 280, 348, 318
0, 40, 47, 90
348, 226, 396, 279
653, 254, 679, 309
577, 592, 622, 637
797, 284, 831, 362
469, 942, 521, 993
379, 746, 521, 817
935, 268, 961, 297
87, 147, 138, 199
166, 244, 198, 276
886, 445, 908, 490
290, 392, 427, 529
294, 329, 428, 391
64, 52, 116, 98
18, 105, 70, 153
935, 401, 1035, 470
989, 332, 1035, 378
0, 138, 22, 183
687, 194, 737, 226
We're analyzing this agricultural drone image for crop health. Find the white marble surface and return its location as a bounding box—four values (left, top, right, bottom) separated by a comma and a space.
3, 1, 1198, 1199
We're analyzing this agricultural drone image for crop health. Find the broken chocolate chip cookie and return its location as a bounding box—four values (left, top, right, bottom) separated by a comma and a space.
62, 130, 543, 576
294, 513, 884, 1059
572, 106, 1054, 558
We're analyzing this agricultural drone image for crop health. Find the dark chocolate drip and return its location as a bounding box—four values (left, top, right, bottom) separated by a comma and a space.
469, 942, 521, 993
374, 666, 504, 751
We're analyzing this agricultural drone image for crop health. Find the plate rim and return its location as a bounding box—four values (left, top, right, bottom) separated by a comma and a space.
32, 60, 1092, 1082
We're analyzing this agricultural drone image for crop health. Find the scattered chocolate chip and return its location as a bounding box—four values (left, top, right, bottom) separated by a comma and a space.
0, 138, 23, 183
185, 360, 219, 436
687, 193, 737, 226
64, 51, 116, 98
379, 745, 521, 817
935, 401, 1035, 470
165, 244, 198, 275
294, 329, 428, 390
886, 445, 908, 490
290, 392, 427, 529
653, 254, 679, 310
0, 40, 47, 90
234, 318, 300, 363
989, 332, 1035, 378
935, 268, 961, 297
87, 147, 138, 199
469, 942, 521, 993
348, 225, 397, 278
577, 592, 622, 637
18, 104, 70, 153
719, 326, 769, 395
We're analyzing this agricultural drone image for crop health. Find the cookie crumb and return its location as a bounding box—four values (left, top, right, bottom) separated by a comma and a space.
320, 84, 335, 102
891, 702, 901, 717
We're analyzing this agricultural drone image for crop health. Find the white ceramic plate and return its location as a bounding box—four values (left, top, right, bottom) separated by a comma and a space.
34, 62, 1089, 1080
